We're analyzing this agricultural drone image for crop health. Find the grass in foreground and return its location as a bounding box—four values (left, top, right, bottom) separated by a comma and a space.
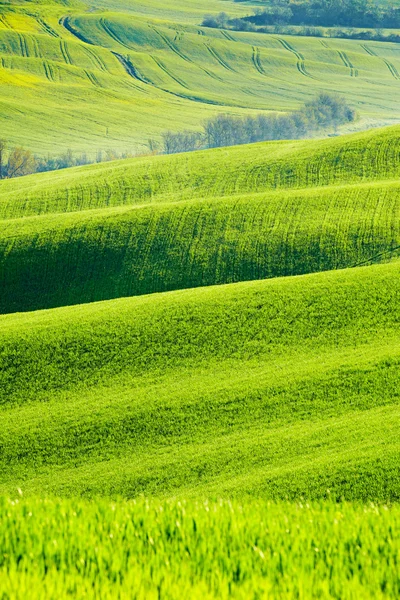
1, 496, 399, 599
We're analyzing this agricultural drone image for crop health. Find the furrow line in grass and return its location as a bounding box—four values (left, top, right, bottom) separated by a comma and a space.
151, 55, 189, 89
100, 17, 132, 51
84, 47, 108, 73
204, 43, 236, 72
276, 38, 314, 79
60, 40, 72, 65
36, 17, 59, 39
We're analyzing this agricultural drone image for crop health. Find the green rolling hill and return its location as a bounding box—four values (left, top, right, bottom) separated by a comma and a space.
1, 260, 399, 499
0, 126, 399, 502
0, 126, 399, 313
1, 3, 400, 597
1, 0, 400, 154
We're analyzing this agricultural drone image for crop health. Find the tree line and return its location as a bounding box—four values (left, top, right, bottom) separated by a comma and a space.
0, 143, 136, 180
203, 0, 400, 32
158, 94, 356, 155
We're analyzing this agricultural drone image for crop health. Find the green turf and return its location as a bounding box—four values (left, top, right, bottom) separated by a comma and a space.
0, 261, 399, 500
1, 0, 400, 153
1, 496, 399, 599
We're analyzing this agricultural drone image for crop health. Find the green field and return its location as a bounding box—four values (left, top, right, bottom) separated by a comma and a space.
1, 0, 400, 153
1, 125, 399, 313
1, 3, 400, 595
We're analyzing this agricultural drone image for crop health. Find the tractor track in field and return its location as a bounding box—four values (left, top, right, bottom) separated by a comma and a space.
205, 43, 236, 72
18, 33, 28, 58
152, 55, 189, 89
85, 69, 101, 87
337, 50, 358, 77
151, 26, 223, 82
152, 26, 192, 64
32, 36, 42, 59
37, 17, 59, 38
252, 46, 266, 75
0, 15, 11, 30
362, 44, 376, 57
221, 30, 235, 42
85, 47, 108, 72
383, 59, 400, 80
60, 40, 72, 65
100, 18, 132, 50
362, 44, 400, 80
43, 60, 55, 82
276, 38, 314, 79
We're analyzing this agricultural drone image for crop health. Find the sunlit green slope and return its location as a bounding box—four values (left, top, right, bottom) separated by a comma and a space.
1, 0, 400, 153
0, 261, 399, 499
1, 125, 399, 217
1, 126, 399, 313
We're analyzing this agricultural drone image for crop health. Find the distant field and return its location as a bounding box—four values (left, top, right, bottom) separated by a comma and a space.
1, 497, 399, 599
1, 126, 399, 313
1, 0, 400, 152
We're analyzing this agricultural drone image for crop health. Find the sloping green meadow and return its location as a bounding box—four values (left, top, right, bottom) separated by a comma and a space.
1, 0, 400, 152
1, 126, 400, 313
1, 261, 399, 500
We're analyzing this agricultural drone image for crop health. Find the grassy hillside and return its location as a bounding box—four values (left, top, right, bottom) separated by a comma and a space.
0, 261, 399, 499
0, 126, 399, 313
1, 180, 400, 313
2, 497, 399, 599
1, 125, 399, 219
1, 0, 400, 153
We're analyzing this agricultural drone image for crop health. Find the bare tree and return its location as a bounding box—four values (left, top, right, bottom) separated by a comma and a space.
0, 139, 6, 180
6, 147, 35, 179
